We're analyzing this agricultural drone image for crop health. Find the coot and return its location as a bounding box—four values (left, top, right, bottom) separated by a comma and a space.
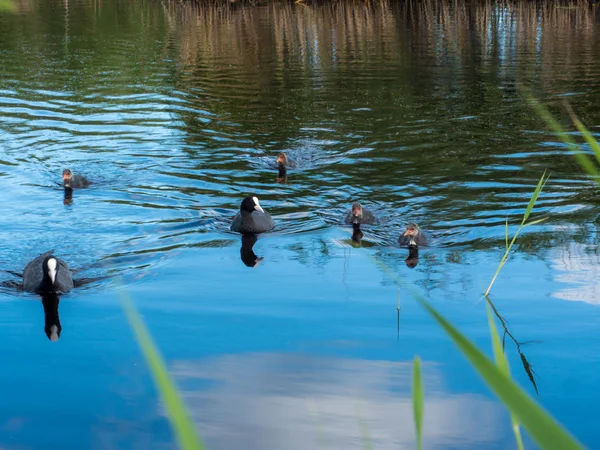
344, 202, 376, 225
399, 223, 427, 247
231, 196, 275, 234
63, 169, 91, 189
23, 251, 74, 294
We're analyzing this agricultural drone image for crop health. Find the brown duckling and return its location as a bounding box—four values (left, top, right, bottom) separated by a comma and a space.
399, 223, 427, 247
62, 169, 91, 189
344, 202, 376, 225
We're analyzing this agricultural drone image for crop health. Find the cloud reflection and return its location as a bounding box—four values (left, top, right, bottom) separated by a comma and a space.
552, 242, 600, 305
169, 353, 507, 449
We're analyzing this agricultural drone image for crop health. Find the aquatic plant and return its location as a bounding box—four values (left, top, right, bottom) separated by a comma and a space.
412, 357, 423, 450
121, 290, 206, 450
406, 172, 583, 450
484, 171, 549, 296
529, 96, 600, 183
417, 297, 583, 450
408, 99, 600, 450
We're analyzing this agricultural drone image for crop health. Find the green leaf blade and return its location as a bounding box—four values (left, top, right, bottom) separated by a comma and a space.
412, 357, 424, 450
420, 298, 583, 450
122, 295, 206, 450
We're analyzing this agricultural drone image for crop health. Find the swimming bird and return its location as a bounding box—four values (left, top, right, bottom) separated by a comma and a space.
399, 223, 427, 247
63, 169, 91, 189
231, 196, 274, 234
23, 251, 74, 294
344, 202, 376, 225
276, 152, 296, 182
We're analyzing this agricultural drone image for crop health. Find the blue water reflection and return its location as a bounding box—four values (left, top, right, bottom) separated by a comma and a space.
1, 0, 600, 448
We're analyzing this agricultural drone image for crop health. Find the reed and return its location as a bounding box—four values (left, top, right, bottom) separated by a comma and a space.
529, 95, 600, 183
120, 290, 206, 450
412, 357, 424, 450
486, 301, 524, 450
484, 171, 549, 297
418, 297, 583, 450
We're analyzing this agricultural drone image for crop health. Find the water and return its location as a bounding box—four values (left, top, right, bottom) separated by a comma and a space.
1, 0, 600, 448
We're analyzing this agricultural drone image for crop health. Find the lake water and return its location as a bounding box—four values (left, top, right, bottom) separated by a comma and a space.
0, 0, 599, 448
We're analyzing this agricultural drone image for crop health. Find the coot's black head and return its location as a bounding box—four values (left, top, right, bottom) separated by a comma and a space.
403, 223, 420, 238
62, 168, 72, 188
240, 196, 265, 214
42, 255, 59, 290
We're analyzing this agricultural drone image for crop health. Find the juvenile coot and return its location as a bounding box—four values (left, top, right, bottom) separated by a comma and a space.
276, 152, 296, 181
399, 223, 427, 247
231, 196, 275, 234
23, 251, 74, 294
63, 169, 91, 189
344, 202, 376, 225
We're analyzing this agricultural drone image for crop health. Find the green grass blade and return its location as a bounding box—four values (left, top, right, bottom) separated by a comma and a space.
484, 171, 547, 296
565, 103, 600, 166
522, 217, 549, 228
412, 357, 424, 450
486, 301, 524, 450
528, 95, 600, 178
121, 295, 205, 450
521, 170, 549, 226
419, 298, 583, 450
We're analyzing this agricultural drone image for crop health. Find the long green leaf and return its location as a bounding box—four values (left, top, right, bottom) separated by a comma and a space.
565, 103, 600, 166
521, 170, 549, 226
486, 301, 524, 450
122, 295, 205, 450
419, 298, 583, 450
484, 171, 548, 296
528, 95, 600, 178
522, 217, 549, 228
412, 357, 424, 450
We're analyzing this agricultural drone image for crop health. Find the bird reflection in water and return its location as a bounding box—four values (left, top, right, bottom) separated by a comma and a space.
41, 292, 61, 341
63, 186, 73, 205
404, 246, 419, 268
240, 234, 264, 268
351, 224, 363, 247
